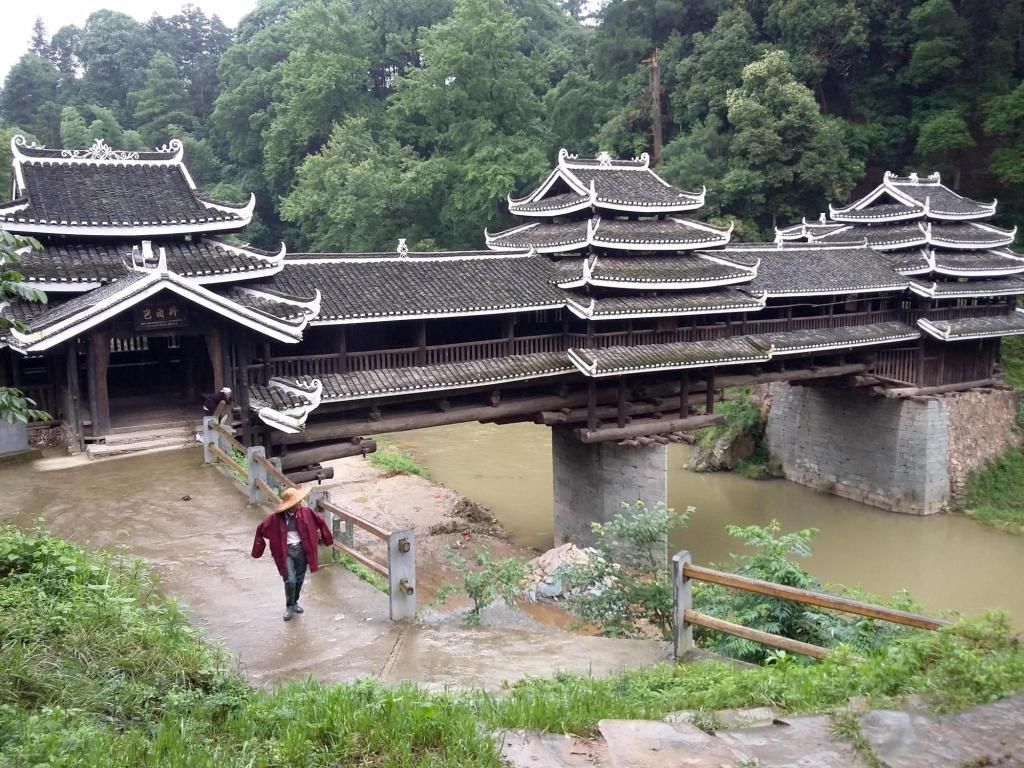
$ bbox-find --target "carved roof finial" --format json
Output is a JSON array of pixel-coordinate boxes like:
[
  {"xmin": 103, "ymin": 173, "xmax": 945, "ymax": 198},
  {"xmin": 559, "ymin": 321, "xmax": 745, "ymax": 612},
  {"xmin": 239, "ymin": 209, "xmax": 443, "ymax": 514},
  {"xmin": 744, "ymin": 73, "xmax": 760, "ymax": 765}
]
[
  {"xmin": 397, "ymin": 238, "xmax": 409, "ymax": 257},
  {"xmin": 61, "ymin": 138, "xmax": 140, "ymax": 162},
  {"xmin": 597, "ymin": 151, "xmax": 613, "ymax": 168}
]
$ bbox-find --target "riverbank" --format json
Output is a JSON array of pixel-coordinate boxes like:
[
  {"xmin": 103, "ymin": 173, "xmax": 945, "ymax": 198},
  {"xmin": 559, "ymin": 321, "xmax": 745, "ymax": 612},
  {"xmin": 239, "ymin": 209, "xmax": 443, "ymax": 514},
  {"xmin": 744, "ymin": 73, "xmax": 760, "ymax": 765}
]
[{"xmin": 5, "ymin": 526, "xmax": 1024, "ymax": 767}]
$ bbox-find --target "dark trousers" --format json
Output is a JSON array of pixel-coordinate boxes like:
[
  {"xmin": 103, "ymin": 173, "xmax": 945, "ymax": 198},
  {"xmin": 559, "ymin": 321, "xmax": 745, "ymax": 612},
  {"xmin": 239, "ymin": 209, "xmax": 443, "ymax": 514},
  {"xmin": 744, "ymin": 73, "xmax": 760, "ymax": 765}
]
[{"xmin": 284, "ymin": 543, "xmax": 308, "ymax": 607}]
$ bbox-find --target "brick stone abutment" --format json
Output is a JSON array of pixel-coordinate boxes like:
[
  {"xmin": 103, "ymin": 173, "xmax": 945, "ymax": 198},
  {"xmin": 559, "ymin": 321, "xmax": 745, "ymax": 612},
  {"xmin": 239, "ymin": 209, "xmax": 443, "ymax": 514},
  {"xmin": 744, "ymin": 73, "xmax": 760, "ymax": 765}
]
[
  {"xmin": 765, "ymin": 382, "xmax": 1019, "ymax": 515},
  {"xmin": 551, "ymin": 424, "xmax": 668, "ymax": 551}
]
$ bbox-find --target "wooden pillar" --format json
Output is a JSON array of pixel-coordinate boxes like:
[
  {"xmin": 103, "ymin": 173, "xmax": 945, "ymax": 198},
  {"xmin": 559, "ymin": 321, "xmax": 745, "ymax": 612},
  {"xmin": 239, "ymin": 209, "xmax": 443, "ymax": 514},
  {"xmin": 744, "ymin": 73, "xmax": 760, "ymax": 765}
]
[
  {"xmin": 586, "ymin": 320, "xmax": 594, "ymax": 348},
  {"xmin": 502, "ymin": 315, "xmax": 515, "ymax": 356},
  {"xmin": 616, "ymin": 376, "xmax": 627, "ymax": 428},
  {"xmin": 65, "ymin": 341, "xmax": 83, "ymax": 452},
  {"xmin": 205, "ymin": 326, "xmax": 225, "ymax": 392},
  {"xmin": 338, "ymin": 326, "xmax": 348, "ymax": 373},
  {"xmin": 704, "ymin": 371, "xmax": 715, "ymax": 415},
  {"xmin": 88, "ymin": 331, "xmax": 111, "ymax": 437},
  {"xmin": 626, "ymin": 320, "xmax": 634, "ymax": 346},
  {"xmin": 415, "ymin": 320, "xmax": 427, "ymax": 366},
  {"xmin": 561, "ymin": 312, "xmax": 570, "ymax": 349},
  {"xmin": 238, "ymin": 339, "xmax": 253, "ymax": 446},
  {"xmin": 587, "ymin": 380, "xmax": 598, "ymax": 430},
  {"xmin": 262, "ymin": 341, "xmax": 272, "ymax": 384},
  {"xmin": 785, "ymin": 304, "xmax": 793, "ymax": 331},
  {"xmin": 679, "ymin": 372, "xmax": 689, "ymax": 418}
]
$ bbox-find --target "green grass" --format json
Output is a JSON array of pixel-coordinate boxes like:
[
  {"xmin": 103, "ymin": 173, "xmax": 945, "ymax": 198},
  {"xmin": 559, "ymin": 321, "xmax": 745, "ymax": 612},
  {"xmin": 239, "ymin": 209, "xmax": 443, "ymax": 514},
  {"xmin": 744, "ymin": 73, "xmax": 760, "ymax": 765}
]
[
  {"xmin": 367, "ymin": 441, "xmax": 427, "ymax": 478},
  {"xmin": 4, "ymin": 527, "xmax": 1024, "ymax": 766},
  {"xmin": 961, "ymin": 444, "xmax": 1024, "ymax": 534},
  {"xmin": 331, "ymin": 549, "xmax": 389, "ymax": 592}
]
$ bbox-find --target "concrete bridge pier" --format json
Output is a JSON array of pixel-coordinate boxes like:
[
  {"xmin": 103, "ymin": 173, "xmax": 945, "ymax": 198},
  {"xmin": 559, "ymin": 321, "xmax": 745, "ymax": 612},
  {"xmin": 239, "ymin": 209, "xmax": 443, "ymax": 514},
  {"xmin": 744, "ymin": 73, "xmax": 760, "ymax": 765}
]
[{"xmin": 551, "ymin": 424, "xmax": 668, "ymax": 548}]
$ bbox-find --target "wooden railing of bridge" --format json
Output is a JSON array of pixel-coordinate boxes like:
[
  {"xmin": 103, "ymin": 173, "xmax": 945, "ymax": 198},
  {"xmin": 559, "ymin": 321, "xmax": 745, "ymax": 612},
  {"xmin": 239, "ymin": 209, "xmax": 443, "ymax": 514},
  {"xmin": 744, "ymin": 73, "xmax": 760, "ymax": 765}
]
[
  {"xmin": 201, "ymin": 418, "xmax": 416, "ymax": 620},
  {"xmin": 671, "ymin": 551, "xmax": 950, "ymax": 659},
  {"xmin": 243, "ymin": 305, "xmax": 1011, "ymax": 386}
]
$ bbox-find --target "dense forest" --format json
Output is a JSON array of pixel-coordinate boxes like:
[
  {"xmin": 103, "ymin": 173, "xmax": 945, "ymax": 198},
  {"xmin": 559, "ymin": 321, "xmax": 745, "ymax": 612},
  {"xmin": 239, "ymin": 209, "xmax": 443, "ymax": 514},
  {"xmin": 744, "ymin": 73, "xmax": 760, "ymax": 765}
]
[{"xmin": 2, "ymin": 0, "xmax": 1024, "ymax": 252}]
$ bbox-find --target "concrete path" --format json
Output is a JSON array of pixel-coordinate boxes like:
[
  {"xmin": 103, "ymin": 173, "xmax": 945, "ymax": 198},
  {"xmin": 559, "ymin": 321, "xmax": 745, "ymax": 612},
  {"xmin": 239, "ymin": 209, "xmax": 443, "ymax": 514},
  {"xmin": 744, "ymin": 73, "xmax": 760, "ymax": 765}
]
[
  {"xmin": 498, "ymin": 695, "xmax": 1024, "ymax": 767},
  {"xmin": 1, "ymin": 448, "xmax": 667, "ymax": 690}
]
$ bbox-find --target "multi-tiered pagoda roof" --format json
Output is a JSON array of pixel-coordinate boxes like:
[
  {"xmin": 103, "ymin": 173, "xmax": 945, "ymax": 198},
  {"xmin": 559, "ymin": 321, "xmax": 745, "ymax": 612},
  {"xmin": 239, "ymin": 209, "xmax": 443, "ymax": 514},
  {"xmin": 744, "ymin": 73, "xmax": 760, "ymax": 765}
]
[{"xmin": 777, "ymin": 171, "xmax": 1024, "ymax": 341}]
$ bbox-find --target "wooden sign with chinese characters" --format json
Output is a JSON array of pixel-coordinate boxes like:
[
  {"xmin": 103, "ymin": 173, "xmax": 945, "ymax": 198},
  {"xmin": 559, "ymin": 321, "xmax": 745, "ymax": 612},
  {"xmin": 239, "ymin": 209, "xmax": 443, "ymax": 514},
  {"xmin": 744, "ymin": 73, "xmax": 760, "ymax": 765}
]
[{"xmin": 134, "ymin": 301, "xmax": 189, "ymax": 331}]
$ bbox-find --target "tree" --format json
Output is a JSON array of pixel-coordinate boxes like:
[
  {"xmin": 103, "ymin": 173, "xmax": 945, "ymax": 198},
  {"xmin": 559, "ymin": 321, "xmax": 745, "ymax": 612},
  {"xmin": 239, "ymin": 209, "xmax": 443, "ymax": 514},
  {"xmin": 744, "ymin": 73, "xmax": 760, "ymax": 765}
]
[
  {"xmin": 131, "ymin": 53, "xmax": 194, "ymax": 146},
  {"xmin": 59, "ymin": 107, "xmax": 91, "ymax": 148},
  {"xmin": 0, "ymin": 229, "xmax": 48, "ymax": 424},
  {"xmin": 29, "ymin": 18, "xmax": 51, "ymax": 59},
  {"xmin": 720, "ymin": 50, "xmax": 863, "ymax": 231},
  {"xmin": 916, "ymin": 109, "xmax": 974, "ymax": 188},
  {"xmin": 79, "ymin": 11, "xmax": 151, "ymax": 120},
  {"xmin": 0, "ymin": 55, "xmax": 61, "ymax": 144},
  {"xmin": 985, "ymin": 82, "xmax": 1024, "ymax": 203}
]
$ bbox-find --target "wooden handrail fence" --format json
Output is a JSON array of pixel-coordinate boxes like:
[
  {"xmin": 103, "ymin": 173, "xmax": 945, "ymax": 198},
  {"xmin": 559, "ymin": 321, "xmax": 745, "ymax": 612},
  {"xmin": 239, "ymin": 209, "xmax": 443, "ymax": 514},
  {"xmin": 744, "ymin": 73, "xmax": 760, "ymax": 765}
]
[
  {"xmin": 672, "ymin": 551, "xmax": 949, "ymax": 659},
  {"xmin": 201, "ymin": 416, "xmax": 416, "ymax": 620}
]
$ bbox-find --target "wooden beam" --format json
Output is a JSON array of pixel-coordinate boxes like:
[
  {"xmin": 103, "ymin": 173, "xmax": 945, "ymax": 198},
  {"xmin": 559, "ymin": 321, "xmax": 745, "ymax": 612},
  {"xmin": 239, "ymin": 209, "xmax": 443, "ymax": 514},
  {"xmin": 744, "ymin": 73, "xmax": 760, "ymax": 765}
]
[
  {"xmin": 272, "ymin": 364, "xmax": 869, "ymax": 446},
  {"xmin": 205, "ymin": 326, "xmax": 225, "ymax": 391},
  {"xmin": 279, "ymin": 439, "xmax": 377, "ymax": 470},
  {"xmin": 286, "ymin": 466, "xmax": 335, "ymax": 484},
  {"xmin": 616, "ymin": 377, "xmax": 627, "ymax": 428},
  {"xmin": 685, "ymin": 609, "xmax": 829, "ymax": 659},
  {"xmin": 575, "ymin": 413, "xmax": 722, "ymax": 443},
  {"xmin": 684, "ymin": 564, "xmax": 949, "ymax": 631},
  {"xmin": 536, "ymin": 391, "xmax": 741, "ymax": 426},
  {"xmin": 679, "ymin": 372, "xmax": 689, "ymax": 419},
  {"xmin": 877, "ymin": 378, "xmax": 994, "ymax": 399},
  {"xmin": 587, "ymin": 380, "xmax": 598, "ymax": 430},
  {"xmin": 705, "ymin": 371, "xmax": 715, "ymax": 415}
]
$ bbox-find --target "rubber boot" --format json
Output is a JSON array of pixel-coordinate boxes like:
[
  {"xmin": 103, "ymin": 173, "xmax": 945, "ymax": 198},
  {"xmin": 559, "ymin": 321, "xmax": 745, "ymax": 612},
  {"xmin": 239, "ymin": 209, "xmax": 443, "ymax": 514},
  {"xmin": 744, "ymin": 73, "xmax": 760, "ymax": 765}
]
[{"xmin": 283, "ymin": 582, "xmax": 296, "ymax": 621}]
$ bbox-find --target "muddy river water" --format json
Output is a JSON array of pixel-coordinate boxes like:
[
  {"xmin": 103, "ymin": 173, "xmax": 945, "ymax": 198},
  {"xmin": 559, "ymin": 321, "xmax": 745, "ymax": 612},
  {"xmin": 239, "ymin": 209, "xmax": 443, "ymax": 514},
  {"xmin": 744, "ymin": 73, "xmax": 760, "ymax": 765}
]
[{"xmin": 392, "ymin": 422, "xmax": 1024, "ymax": 626}]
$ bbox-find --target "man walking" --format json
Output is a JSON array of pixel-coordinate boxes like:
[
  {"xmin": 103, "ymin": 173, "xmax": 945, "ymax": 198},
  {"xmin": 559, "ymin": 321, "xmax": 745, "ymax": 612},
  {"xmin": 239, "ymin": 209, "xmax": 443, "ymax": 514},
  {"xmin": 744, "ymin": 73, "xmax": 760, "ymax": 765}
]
[{"xmin": 251, "ymin": 486, "xmax": 334, "ymax": 621}]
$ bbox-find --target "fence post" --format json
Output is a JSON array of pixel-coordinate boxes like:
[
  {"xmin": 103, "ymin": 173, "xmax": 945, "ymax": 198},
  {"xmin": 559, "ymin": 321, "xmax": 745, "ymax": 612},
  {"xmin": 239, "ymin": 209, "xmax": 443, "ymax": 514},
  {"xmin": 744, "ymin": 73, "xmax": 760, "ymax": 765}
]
[
  {"xmin": 672, "ymin": 550, "xmax": 693, "ymax": 658},
  {"xmin": 387, "ymin": 528, "xmax": 416, "ymax": 620},
  {"xmin": 202, "ymin": 416, "xmax": 216, "ymax": 464},
  {"xmin": 308, "ymin": 489, "xmax": 332, "ymax": 545},
  {"xmin": 269, "ymin": 457, "xmax": 285, "ymax": 491},
  {"xmin": 247, "ymin": 446, "xmax": 267, "ymax": 504}
]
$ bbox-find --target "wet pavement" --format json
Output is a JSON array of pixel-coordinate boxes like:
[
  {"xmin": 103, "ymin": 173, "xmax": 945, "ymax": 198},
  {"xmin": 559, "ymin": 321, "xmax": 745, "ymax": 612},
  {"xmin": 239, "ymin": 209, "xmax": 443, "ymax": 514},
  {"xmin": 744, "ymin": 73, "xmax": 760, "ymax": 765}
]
[{"xmin": 2, "ymin": 448, "xmax": 667, "ymax": 690}]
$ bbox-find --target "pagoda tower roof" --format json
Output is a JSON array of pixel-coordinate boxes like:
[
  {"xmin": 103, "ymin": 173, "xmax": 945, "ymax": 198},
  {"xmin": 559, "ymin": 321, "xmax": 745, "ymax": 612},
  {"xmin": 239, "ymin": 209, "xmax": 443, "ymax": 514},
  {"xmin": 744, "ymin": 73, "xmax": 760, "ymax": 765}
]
[{"xmin": 0, "ymin": 135, "xmax": 254, "ymax": 237}]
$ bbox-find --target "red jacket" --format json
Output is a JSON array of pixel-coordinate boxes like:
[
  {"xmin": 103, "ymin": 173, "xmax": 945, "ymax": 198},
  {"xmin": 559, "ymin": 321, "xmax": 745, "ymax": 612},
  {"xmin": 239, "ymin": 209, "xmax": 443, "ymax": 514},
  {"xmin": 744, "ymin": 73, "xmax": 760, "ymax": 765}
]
[{"xmin": 252, "ymin": 506, "xmax": 334, "ymax": 578}]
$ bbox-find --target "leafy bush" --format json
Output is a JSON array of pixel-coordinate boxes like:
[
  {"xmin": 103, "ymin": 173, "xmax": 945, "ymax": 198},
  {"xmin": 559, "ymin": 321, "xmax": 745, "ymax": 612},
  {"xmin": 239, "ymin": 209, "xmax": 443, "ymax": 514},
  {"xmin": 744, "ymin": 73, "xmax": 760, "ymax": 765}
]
[
  {"xmin": 561, "ymin": 501, "xmax": 691, "ymax": 639},
  {"xmin": 694, "ymin": 521, "xmax": 921, "ymax": 662},
  {"xmin": 367, "ymin": 445, "xmax": 427, "ymax": 477},
  {"xmin": 437, "ymin": 547, "xmax": 525, "ymax": 622},
  {"xmin": 695, "ymin": 390, "xmax": 780, "ymax": 479}
]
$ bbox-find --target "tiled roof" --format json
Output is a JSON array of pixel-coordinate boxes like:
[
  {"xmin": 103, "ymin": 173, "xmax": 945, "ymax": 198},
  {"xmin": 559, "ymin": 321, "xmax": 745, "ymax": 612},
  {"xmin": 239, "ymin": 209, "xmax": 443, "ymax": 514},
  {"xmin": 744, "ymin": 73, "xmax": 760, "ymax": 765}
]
[
  {"xmin": 569, "ymin": 336, "xmax": 771, "ymax": 376},
  {"xmin": 590, "ymin": 217, "xmax": 731, "ymax": 250},
  {"xmin": 832, "ymin": 202, "xmax": 923, "ymax": 222},
  {"xmin": 258, "ymin": 252, "xmax": 565, "ymax": 323},
  {"xmin": 741, "ymin": 244, "xmax": 908, "ymax": 295},
  {"xmin": 566, "ymin": 288, "xmax": 765, "ymax": 319},
  {"xmin": 918, "ymin": 311, "xmax": 1024, "ymax": 341},
  {"xmin": 908, "ymin": 276, "xmax": 1024, "ymax": 298},
  {"xmin": 565, "ymin": 254, "xmax": 756, "ymax": 289},
  {"xmin": 17, "ymin": 237, "xmax": 283, "ymax": 287},
  {"xmin": 1, "ymin": 136, "xmax": 252, "ymax": 237},
  {"xmin": 507, "ymin": 149, "xmax": 704, "ymax": 215},
  {"xmin": 932, "ymin": 249, "xmax": 1024, "ymax": 276},
  {"xmin": 283, "ymin": 352, "xmax": 574, "ymax": 402},
  {"xmin": 879, "ymin": 249, "xmax": 931, "ymax": 275},
  {"xmin": 813, "ymin": 222, "xmax": 927, "ymax": 249},
  {"xmin": 18, "ymin": 270, "xmax": 148, "ymax": 332},
  {"xmin": 888, "ymin": 177, "xmax": 996, "ymax": 218},
  {"xmin": 486, "ymin": 220, "xmax": 589, "ymax": 252},
  {"xmin": 928, "ymin": 222, "xmax": 1015, "ymax": 249},
  {"xmin": 755, "ymin": 322, "xmax": 919, "ymax": 355}
]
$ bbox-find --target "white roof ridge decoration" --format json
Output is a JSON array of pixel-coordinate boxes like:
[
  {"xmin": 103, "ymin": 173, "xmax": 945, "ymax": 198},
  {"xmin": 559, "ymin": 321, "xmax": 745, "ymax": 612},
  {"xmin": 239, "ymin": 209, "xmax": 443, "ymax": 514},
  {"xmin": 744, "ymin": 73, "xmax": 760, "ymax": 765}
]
[
  {"xmin": 12, "ymin": 135, "xmax": 185, "ymax": 167},
  {"xmin": 236, "ymin": 286, "xmax": 322, "ymax": 317},
  {"xmin": 257, "ymin": 377, "xmax": 324, "ymax": 434}
]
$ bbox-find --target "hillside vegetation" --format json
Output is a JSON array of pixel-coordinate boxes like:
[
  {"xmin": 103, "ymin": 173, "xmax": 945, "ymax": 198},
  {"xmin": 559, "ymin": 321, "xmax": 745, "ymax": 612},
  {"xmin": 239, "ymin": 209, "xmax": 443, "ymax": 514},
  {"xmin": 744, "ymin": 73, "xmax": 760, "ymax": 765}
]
[{"xmin": 4, "ymin": 0, "xmax": 1024, "ymax": 252}]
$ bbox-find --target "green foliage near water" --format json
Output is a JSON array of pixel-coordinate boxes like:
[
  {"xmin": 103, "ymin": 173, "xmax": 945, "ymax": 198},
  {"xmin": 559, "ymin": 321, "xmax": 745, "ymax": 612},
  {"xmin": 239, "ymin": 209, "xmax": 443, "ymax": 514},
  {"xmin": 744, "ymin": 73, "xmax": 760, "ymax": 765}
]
[
  {"xmin": 4, "ymin": 526, "xmax": 1024, "ymax": 766},
  {"xmin": 695, "ymin": 391, "xmax": 780, "ymax": 480},
  {"xmin": 561, "ymin": 501, "xmax": 691, "ymax": 638},
  {"xmin": 437, "ymin": 546, "xmax": 526, "ymax": 621},
  {"xmin": 0, "ymin": 229, "xmax": 49, "ymax": 425},
  {"xmin": 959, "ymin": 394, "xmax": 1024, "ymax": 533},
  {"xmin": 367, "ymin": 443, "xmax": 428, "ymax": 478}
]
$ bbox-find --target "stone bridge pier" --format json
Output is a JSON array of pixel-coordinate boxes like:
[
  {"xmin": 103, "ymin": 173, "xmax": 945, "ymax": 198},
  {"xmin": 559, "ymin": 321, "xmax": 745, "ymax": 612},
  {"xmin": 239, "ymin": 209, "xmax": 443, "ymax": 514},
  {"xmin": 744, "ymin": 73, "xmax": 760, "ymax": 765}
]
[{"xmin": 551, "ymin": 424, "xmax": 668, "ymax": 548}]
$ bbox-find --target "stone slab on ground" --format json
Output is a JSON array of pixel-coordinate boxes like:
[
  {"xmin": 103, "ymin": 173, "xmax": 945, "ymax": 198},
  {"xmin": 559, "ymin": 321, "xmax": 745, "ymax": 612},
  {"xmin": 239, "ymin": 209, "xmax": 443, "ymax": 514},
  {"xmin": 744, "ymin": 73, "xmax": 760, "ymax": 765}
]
[
  {"xmin": 381, "ymin": 625, "xmax": 668, "ymax": 692},
  {"xmin": 716, "ymin": 714, "xmax": 869, "ymax": 768},
  {"xmin": 598, "ymin": 719, "xmax": 749, "ymax": 767},
  {"xmin": 496, "ymin": 729, "xmax": 610, "ymax": 768},
  {"xmin": 859, "ymin": 694, "xmax": 1024, "ymax": 768}
]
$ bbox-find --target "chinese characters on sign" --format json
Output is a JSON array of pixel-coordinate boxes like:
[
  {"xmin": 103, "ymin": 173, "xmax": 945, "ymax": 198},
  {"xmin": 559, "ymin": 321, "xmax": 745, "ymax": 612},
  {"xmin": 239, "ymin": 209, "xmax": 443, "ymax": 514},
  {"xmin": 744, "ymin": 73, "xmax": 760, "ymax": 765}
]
[{"xmin": 133, "ymin": 302, "xmax": 189, "ymax": 331}]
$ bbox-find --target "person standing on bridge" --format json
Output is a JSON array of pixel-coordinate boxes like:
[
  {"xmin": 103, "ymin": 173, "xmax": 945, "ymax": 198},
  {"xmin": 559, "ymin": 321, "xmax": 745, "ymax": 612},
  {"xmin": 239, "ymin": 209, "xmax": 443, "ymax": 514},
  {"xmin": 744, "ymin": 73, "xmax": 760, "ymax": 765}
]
[{"xmin": 251, "ymin": 486, "xmax": 334, "ymax": 621}]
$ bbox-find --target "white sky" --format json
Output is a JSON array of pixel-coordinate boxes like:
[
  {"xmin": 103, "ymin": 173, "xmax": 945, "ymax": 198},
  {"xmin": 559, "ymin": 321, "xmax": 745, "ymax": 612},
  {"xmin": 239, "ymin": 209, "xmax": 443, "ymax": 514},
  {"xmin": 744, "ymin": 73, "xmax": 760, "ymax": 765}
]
[{"xmin": 1, "ymin": 1, "xmax": 259, "ymax": 82}]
